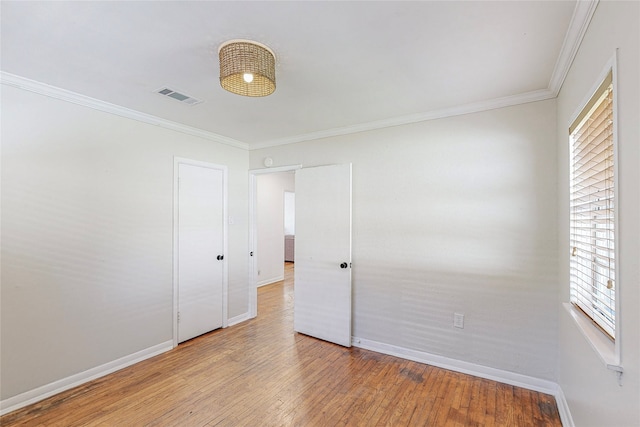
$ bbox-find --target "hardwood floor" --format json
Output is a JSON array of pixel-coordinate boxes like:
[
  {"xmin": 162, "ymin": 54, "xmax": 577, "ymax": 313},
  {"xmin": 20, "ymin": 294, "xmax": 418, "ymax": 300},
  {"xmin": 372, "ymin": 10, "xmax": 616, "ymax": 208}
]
[{"xmin": 1, "ymin": 262, "xmax": 562, "ymax": 426}]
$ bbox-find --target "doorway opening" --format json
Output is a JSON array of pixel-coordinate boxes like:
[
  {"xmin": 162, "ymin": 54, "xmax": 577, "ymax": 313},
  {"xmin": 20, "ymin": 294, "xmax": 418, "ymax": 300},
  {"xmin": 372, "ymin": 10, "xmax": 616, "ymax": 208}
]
[
  {"xmin": 255, "ymin": 172, "xmax": 295, "ymax": 288},
  {"xmin": 249, "ymin": 163, "xmax": 353, "ymax": 347},
  {"xmin": 248, "ymin": 165, "xmax": 301, "ymax": 318}
]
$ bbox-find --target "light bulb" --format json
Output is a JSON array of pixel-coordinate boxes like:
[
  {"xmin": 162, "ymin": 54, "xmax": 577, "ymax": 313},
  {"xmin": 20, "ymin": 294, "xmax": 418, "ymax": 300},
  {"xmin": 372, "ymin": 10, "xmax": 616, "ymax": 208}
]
[{"xmin": 243, "ymin": 73, "xmax": 254, "ymax": 83}]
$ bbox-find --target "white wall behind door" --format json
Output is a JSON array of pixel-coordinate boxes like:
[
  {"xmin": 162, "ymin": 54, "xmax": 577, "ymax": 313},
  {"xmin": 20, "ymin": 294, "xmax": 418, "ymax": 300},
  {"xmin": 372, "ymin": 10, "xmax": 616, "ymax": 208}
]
[
  {"xmin": 256, "ymin": 172, "xmax": 295, "ymax": 286},
  {"xmin": 249, "ymin": 99, "xmax": 559, "ymax": 382}
]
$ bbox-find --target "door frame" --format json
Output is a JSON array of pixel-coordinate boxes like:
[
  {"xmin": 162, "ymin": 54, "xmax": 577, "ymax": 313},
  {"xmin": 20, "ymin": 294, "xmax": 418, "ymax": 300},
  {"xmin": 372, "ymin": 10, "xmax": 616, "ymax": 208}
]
[
  {"xmin": 248, "ymin": 164, "xmax": 302, "ymax": 318},
  {"xmin": 173, "ymin": 157, "xmax": 229, "ymax": 348}
]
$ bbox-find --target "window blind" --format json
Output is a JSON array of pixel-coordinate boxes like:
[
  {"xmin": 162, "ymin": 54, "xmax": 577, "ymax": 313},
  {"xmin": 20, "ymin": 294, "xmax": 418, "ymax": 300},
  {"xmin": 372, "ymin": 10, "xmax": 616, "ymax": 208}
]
[{"xmin": 569, "ymin": 71, "xmax": 615, "ymax": 339}]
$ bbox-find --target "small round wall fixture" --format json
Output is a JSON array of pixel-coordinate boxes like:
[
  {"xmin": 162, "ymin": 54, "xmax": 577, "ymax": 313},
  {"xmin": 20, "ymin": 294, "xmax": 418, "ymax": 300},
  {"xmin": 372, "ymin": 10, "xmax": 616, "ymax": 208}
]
[
  {"xmin": 263, "ymin": 157, "xmax": 273, "ymax": 167},
  {"xmin": 218, "ymin": 39, "xmax": 276, "ymax": 97}
]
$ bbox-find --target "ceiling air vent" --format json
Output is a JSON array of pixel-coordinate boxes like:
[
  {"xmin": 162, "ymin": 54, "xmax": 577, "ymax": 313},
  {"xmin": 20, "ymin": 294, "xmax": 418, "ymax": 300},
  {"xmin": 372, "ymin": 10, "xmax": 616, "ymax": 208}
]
[{"xmin": 155, "ymin": 87, "xmax": 202, "ymax": 106}]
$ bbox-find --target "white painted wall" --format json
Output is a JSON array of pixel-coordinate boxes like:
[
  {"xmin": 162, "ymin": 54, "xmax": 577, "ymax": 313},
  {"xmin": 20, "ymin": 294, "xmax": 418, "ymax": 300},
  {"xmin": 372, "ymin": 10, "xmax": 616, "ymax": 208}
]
[
  {"xmin": 284, "ymin": 191, "xmax": 295, "ymax": 236},
  {"xmin": 556, "ymin": 2, "xmax": 639, "ymax": 426},
  {"xmin": 256, "ymin": 172, "xmax": 295, "ymax": 286},
  {"xmin": 251, "ymin": 99, "xmax": 559, "ymax": 381},
  {"xmin": 0, "ymin": 85, "xmax": 249, "ymax": 401},
  {"xmin": 4, "ymin": 4, "xmax": 636, "ymax": 417}
]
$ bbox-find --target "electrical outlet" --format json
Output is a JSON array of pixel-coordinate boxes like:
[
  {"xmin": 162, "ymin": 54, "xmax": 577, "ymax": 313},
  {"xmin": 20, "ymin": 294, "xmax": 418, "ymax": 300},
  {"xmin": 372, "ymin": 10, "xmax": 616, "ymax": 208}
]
[{"xmin": 454, "ymin": 313, "xmax": 464, "ymax": 329}]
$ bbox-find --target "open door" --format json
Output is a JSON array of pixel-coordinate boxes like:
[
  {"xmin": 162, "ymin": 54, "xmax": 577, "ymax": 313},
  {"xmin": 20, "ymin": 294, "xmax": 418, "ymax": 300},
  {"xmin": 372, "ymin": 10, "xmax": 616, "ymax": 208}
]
[{"xmin": 294, "ymin": 164, "xmax": 352, "ymax": 347}]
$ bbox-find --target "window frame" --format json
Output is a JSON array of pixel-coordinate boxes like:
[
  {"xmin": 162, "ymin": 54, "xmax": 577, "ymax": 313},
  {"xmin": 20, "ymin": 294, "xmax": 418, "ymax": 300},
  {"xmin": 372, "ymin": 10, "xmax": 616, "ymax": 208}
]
[
  {"xmin": 566, "ymin": 53, "xmax": 621, "ymax": 370},
  {"xmin": 569, "ymin": 71, "xmax": 615, "ymax": 339}
]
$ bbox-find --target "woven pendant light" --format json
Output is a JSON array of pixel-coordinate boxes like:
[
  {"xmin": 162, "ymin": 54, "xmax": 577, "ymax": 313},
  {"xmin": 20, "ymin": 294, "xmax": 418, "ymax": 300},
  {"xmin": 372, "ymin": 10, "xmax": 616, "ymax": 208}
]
[{"xmin": 218, "ymin": 39, "xmax": 276, "ymax": 97}]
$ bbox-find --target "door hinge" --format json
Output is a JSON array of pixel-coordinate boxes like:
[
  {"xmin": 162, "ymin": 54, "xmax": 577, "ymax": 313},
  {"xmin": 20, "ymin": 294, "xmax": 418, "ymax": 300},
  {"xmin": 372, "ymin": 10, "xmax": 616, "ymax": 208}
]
[{"xmin": 177, "ymin": 312, "xmax": 180, "ymax": 323}]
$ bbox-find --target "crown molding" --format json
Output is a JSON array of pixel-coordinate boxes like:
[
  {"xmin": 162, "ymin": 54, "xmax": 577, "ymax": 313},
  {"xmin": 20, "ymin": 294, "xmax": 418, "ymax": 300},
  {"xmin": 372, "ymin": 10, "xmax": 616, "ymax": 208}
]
[
  {"xmin": 250, "ymin": 88, "xmax": 555, "ymax": 150},
  {"xmin": 251, "ymin": 0, "xmax": 598, "ymax": 150},
  {"xmin": 548, "ymin": 0, "xmax": 599, "ymax": 96},
  {"xmin": 0, "ymin": 72, "xmax": 248, "ymax": 150},
  {"xmin": 2, "ymin": 1, "xmax": 596, "ymax": 152}
]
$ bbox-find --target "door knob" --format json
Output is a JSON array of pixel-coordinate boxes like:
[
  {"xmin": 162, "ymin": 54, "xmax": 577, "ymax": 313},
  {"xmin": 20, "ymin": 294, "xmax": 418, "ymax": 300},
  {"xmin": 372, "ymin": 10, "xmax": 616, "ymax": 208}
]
[
  {"xmin": 340, "ymin": 262, "xmax": 348, "ymax": 269},
  {"xmin": 217, "ymin": 255, "xmax": 224, "ymax": 261}
]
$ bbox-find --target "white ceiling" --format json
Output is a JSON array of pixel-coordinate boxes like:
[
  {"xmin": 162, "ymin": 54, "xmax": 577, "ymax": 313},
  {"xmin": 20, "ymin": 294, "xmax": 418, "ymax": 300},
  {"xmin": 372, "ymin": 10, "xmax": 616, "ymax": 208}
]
[{"xmin": 1, "ymin": 1, "xmax": 581, "ymax": 148}]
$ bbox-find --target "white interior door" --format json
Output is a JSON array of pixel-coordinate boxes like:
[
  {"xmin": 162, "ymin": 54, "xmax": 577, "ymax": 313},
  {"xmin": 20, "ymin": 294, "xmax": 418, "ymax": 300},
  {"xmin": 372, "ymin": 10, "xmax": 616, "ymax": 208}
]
[
  {"xmin": 177, "ymin": 163, "xmax": 225, "ymax": 343},
  {"xmin": 294, "ymin": 163, "xmax": 352, "ymax": 347}
]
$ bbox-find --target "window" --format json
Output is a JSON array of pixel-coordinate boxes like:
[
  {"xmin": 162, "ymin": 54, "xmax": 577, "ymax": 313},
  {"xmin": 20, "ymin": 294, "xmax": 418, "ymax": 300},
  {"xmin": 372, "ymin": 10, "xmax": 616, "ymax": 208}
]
[{"xmin": 569, "ymin": 71, "xmax": 616, "ymax": 339}]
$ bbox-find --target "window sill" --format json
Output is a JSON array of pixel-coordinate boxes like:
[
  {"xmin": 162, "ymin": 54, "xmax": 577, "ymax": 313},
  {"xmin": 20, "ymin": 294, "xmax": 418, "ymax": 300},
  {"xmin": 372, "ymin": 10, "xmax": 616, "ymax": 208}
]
[{"xmin": 563, "ymin": 303, "xmax": 622, "ymax": 373}]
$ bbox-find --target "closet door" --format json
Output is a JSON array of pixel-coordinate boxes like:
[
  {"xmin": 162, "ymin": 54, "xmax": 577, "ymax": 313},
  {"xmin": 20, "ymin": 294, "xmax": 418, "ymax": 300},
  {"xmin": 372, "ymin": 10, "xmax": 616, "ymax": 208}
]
[{"xmin": 177, "ymin": 162, "xmax": 225, "ymax": 343}]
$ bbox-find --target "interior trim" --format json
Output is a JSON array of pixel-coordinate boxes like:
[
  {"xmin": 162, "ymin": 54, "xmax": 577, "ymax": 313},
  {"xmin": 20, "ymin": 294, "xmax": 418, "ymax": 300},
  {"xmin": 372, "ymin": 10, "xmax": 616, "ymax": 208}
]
[
  {"xmin": 352, "ymin": 336, "xmax": 574, "ymax": 426},
  {"xmin": 250, "ymin": 0, "xmax": 599, "ymax": 150},
  {"xmin": 227, "ymin": 312, "xmax": 251, "ymax": 327},
  {"xmin": 0, "ymin": 72, "xmax": 248, "ymax": 150},
  {"xmin": 554, "ymin": 387, "xmax": 576, "ymax": 427},
  {"xmin": 0, "ymin": 0, "xmax": 599, "ymax": 154},
  {"xmin": 563, "ymin": 303, "xmax": 622, "ymax": 372},
  {"xmin": 548, "ymin": 0, "xmax": 600, "ymax": 96},
  {"xmin": 0, "ymin": 1, "xmax": 598, "ymax": 152},
  {"xmin": 250, "ymin": 89, "xmax": 555, "ymax": 149},
  {"xmin": 173, "ymin": 157, "xmax": 230, "ymax": 348},
  {"xmin": 352, "ymin": 336, "xmax": 558, "ymax": 395},
  {"xmin": 0, "ymin": 340, "xmax": 173, "ymax": 417}
]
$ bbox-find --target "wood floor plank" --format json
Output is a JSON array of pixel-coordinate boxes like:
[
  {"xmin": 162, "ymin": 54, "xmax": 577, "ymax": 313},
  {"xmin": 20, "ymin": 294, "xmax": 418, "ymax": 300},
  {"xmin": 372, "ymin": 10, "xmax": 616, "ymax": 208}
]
[
  {"xmin": 481, "ymin": 378, "xmax": 498, "ymax": 427},
  {"xmin": 302, "ymin": 349, "xmax": 375, "ymax": 425},
  {"xmin": 383, "ymin": 362, "xmax": 429, "ymax": 426},
  {"xmin": 470, "ymin": 375, "xmax": 487, "ymax": 427},
  {"xmin": 1, "ymin": 262, "xmax": 562, "ymax": 426},
  {"xmin": 448, "ymin": 369, "xmax": 468, "ymax": 426},
  {"xmin": 352, "ymin": 355, "xmax": 402, "ymax": 425},
  {"xmin": 409, "ymin": 364, "xmax": 446, "ymax": 425}
]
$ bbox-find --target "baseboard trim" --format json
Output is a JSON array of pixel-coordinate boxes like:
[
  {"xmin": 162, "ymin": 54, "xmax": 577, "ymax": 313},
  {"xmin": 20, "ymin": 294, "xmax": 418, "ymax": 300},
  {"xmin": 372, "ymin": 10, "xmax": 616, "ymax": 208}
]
[
  {"xmin": 228, "ymin": 312, "xmax": 252, "ymax": 327},
  {"xmin": 352, "ymin": 337, "xmax": 576, "ymax": 425},
  {"xmin": 0, "ymin": 333, "xmax": 575, "ymax": 423},
  {"xmin": 554, "ymin": 387, "xmax": 575, "ymax": 427},
  {"xmin": 352, "ymin": 336, "xmax": 558, "ymax": 395},
  {"xmin": 0, "ymin": 340, "xmax": 173, "ymax": 416},
  {"xmin": 257, "ymin": 276, "xmax": 284, "ymax": 287}
]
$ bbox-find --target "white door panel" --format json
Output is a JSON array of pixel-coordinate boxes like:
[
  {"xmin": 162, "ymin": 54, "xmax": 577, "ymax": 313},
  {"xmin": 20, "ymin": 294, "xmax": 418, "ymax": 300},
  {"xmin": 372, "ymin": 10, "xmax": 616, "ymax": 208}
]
[
  {"xmin": 178, "ymin": 163, "xmax": 224, "ymax": 343},
  {"xmin": 294, "ymin": 164, "xmax": 352, "ymax": 347}
]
